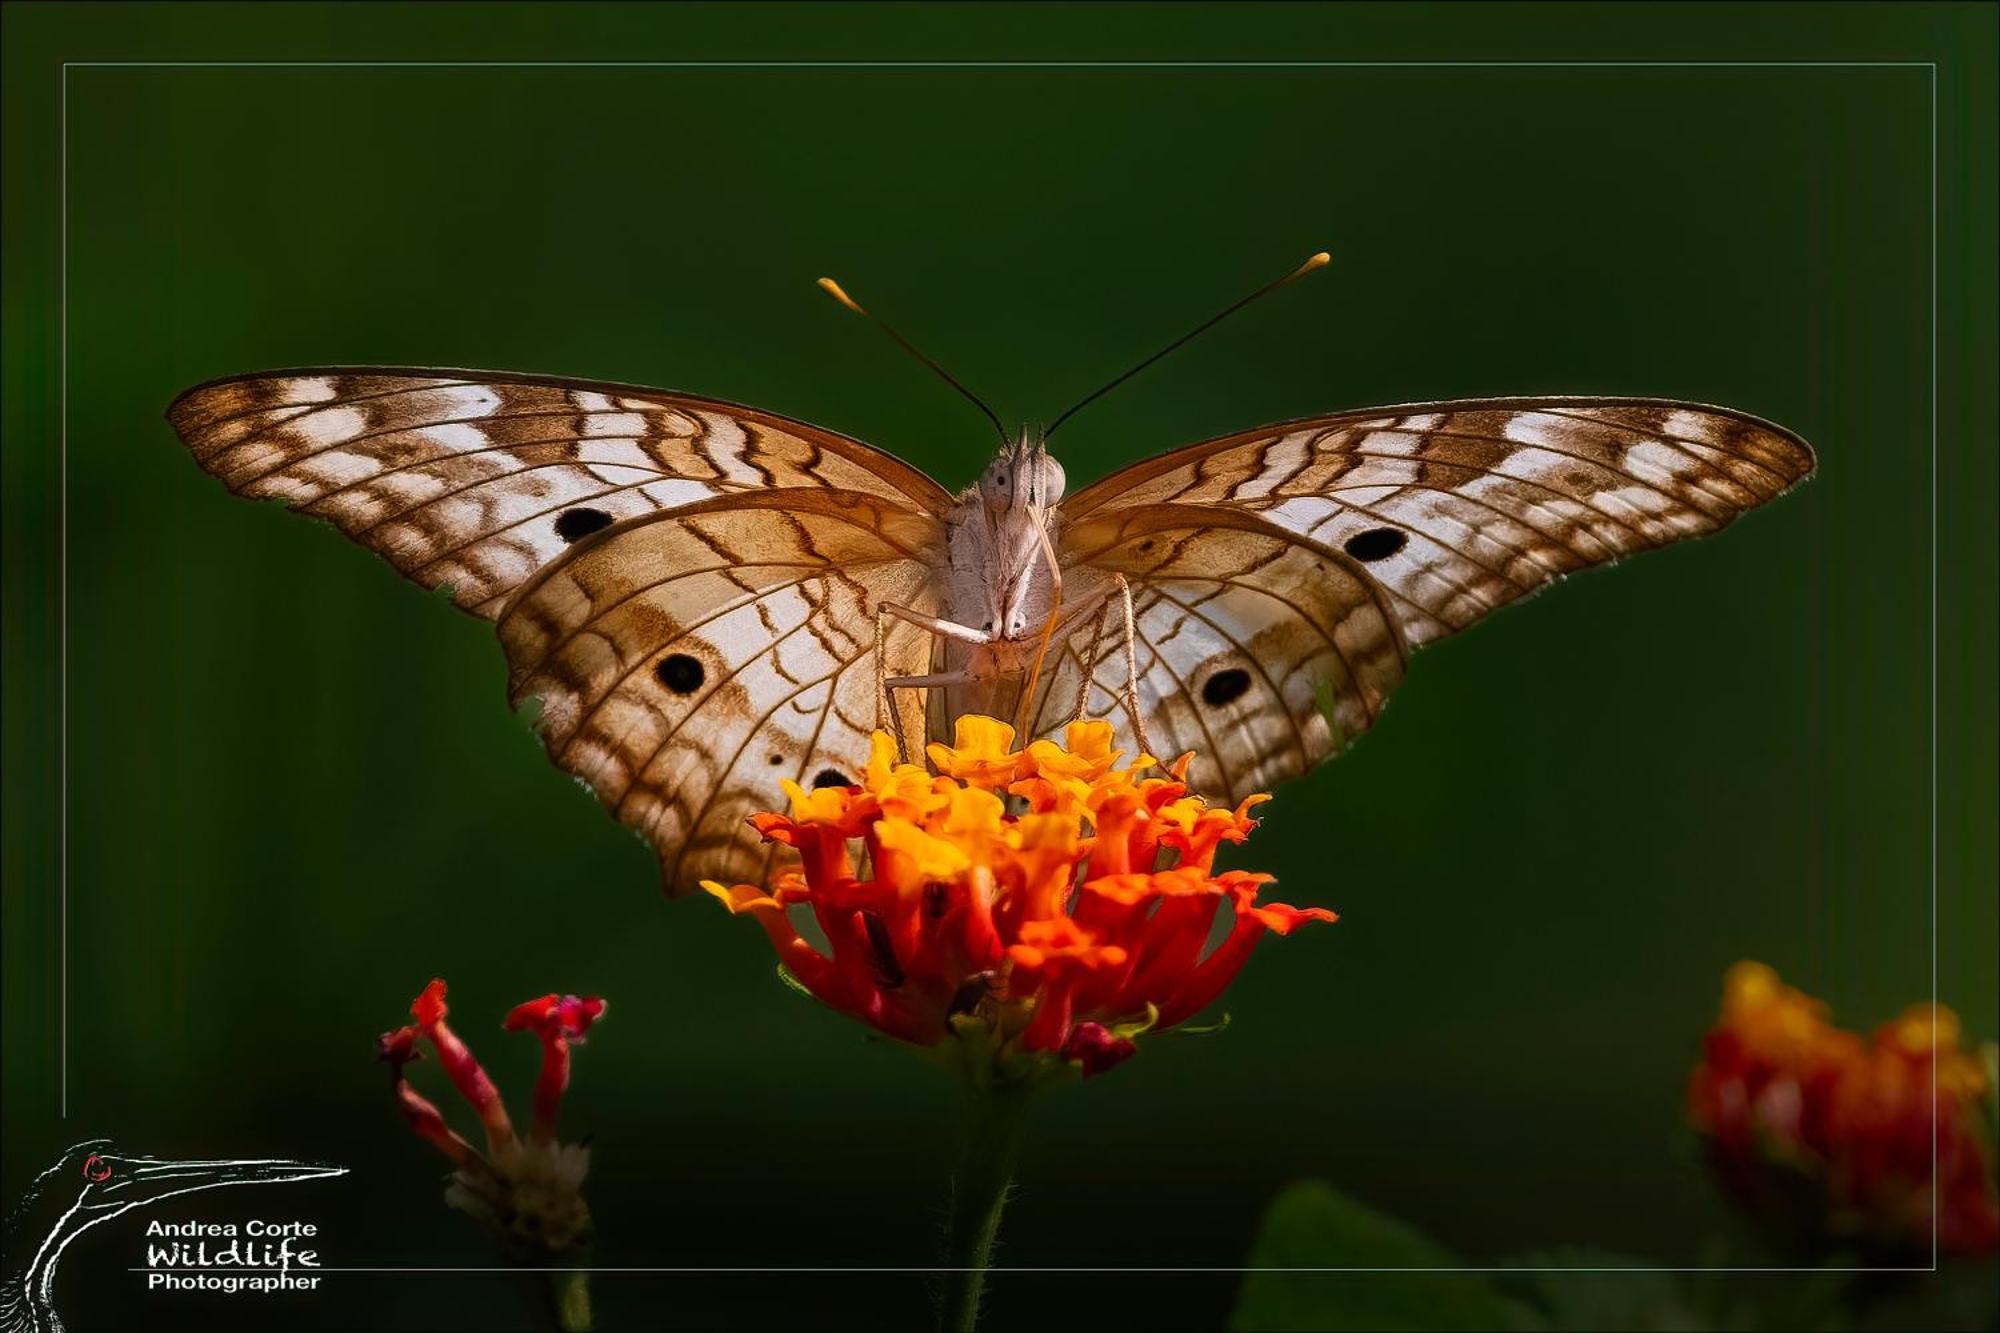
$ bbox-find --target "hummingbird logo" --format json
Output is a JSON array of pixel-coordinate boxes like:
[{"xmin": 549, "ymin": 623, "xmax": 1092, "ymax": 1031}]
[{"xmin": 1, "ymin": 1139, "xmax": 346, "ymax": 1332}]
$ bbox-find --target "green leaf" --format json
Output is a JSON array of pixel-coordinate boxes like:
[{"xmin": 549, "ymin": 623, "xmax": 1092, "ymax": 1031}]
[
  {"xmin": 1230, "ymin": 1181, "xmax": 1537, "ymax": 1331},
  {"xmin": 1493, "ymin": 1247, "xmax": 1698, "ymax": 1331}
]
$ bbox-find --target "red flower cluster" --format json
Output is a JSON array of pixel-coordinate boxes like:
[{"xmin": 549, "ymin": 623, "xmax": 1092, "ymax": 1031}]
[
  {"xmin": 1688, "ymin": 961, "xmax": 1999, "ymax": 1256},
  {"xmin": 704, "ymin": 717, "xmax": 1334, "ymax": 1078},
  {"xmin": 378, "ymin": 979, "xmax": 607, "ymax": 1256}
]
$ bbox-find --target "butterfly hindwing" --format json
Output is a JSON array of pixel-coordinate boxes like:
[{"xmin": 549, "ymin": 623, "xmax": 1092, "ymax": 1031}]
[
  {"xmin": 1060, "ymin": 398, "xmax": 1815, "ymax": 647},
  {"xmin": 496, "ymin": 489, "xmax": 946, "ymax": 893},
  {"xmin": 1033, "ymin": 505, "xmax": 1407, "ymax": 802},
  {"xmin": 167, "ymin": 368, "xmax": 955, "ymax": 618}
]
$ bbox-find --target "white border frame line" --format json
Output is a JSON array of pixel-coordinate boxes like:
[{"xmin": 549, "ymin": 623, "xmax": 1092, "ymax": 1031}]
[
  {"xmin": 125, "ymin": 1262, "xmax": 1936, "ymax": 1274},
  {"xmin": 57, "ymin": 57, "xmax": 1942, "ymax": 1276}
]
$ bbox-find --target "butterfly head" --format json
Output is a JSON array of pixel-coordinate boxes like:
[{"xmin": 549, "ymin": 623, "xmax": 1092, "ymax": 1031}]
[{"xmin": 979, "ymin": 432, "xmax": 1066, "ymax": 514}]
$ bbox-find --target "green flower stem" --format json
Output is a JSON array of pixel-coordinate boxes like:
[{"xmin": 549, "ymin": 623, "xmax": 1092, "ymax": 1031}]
[
  {"xmin": 550, "ymin": 1269, "xmax": 592, "ymax": 1333},
  {"xmin": 939, "ymin": 1074, "xmax": 1038, "ymax": 1333},
  {"xmin": 518, "ymin": 1267, "xmax": 592, "ymax": 1332}
]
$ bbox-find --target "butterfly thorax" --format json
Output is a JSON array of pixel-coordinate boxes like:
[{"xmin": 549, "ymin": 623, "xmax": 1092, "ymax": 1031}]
[{"xmin": 940, "ymin": 435, "xmax": 1068, "ymax": 712}]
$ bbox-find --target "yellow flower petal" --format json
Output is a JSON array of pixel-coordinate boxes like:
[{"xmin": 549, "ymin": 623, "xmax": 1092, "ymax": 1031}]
[
  {"xmin": 940, "ymin": 785, "xmax": 1006, "ymax": 841},
  {"xmin": 927, "ymin": 715, "xmax": 1024, "ymax": 788},
  {"xmin": 874, "ymin": 816, "xmax": 972, "ymax": 881},
  {"xmin": 780, "ymin": 778, "xmax": 862, "ymax": 825}
]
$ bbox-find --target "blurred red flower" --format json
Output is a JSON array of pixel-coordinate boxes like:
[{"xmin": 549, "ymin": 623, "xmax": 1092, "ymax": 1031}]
[{"xmin": 1688, "ymin": 961, "xmax": 1999, "ymax": 1256}]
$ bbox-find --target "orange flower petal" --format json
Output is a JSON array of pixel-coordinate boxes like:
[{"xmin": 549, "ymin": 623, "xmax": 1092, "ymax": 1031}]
[{"xmin": 702, "ymin": 881, "xmax": 787, "ymax": 915}]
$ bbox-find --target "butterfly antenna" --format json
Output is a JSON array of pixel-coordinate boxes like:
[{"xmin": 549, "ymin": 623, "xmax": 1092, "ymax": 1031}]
[
  {"xmin": 818, "ymin": 277, "xmax": 1009, "ymax": 445},
  {"xmin": 1043, "ymin": 250, "xmax": 1332, "ymax": 439}
]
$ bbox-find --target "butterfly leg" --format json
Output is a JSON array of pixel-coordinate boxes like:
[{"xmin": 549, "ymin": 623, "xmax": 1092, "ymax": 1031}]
[
  {"xmin": 880, "ymin": 670, "xmax": 976, "ymax": 761},
  {"xmin": 1067, "ymin": 596, "xmax": 1112, "ymax": 725},
  {"xmin": 1110, "ymin": 575, "xmax": 1159, "ymax": 759},
  {"xmin": 875, "ymin": 603, "xmax": 991, "ymax": 759},
  {"xmin": 879, "ymin": 603, "xmax": 992, "ymax": 646},
  {"xmin": 1012, "ymin": 524, "xmax": 1069, "ymax": 735},
  {"xmin": 1030, "ymin": 576, "xmax": 1155, "ymax": 756}
]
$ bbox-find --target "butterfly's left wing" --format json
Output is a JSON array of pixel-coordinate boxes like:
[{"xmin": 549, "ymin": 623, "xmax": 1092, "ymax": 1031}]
[
  {"xmin": 1061, "ymin": 398, "xmax": 1815, "ymax": 647},
  {"xmin": 1030, "ymin": 505, "xmax": 1406, "ymax": 802},
  {"xmin": 497, "ymin": 488, "xmax": 946, "ymax": 893}
]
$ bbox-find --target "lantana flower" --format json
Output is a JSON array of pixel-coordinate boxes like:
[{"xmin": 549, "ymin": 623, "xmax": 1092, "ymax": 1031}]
[
  {"xmin": 1687, "ymin": 961, "xmax": 1999, "ymax": 1256},
  {"xmin": 703, "ymin": 716, "xmax": 1335, "ymax": 1081},
  {"xmin": 378, "ymin": 979, "xmax": 608, "ymax": 1260},
  {"xmin": 705, "ymin": 716, "xmax": 1333, "ymax": 1328}
]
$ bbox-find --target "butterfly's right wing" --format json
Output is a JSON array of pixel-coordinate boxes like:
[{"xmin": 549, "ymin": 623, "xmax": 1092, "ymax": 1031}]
[
  {"xmin": 1060, "ymin": 398, "xmax": 1814, "ymax": 648},
  {"xmin": 167, "ymin": 368, "xmax": 955, "ymax": 617},
  {"xmin": 497, "ymin": 488, "xmax": 947, "ymax": 895}
]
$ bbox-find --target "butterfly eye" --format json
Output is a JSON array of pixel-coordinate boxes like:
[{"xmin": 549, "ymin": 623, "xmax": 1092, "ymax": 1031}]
[
  {"xmin": 1201, "ymin": 668, "xmax": 1252, "ymax": 707},
  {"xmin": 1038, "ymin": 457, "xmax": 1066, "ymax": 503},
  {"xmin": 1342, "ymin": 527, "xmax": 1407, "ymax": 562}
]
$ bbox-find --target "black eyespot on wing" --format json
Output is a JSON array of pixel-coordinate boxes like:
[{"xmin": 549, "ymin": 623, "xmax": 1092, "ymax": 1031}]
[
  {"xmin": 554, "ymin": 507, "xmax": 614, "ymax": 543},
  {"xmin": 768, "ymin": 753, "xmax": 785, "ymax": 766},
  {"xmin": 812, "ymin": 768, "xmax": 853, "ymax": 789},
  {"xmin": 655, "ymin": 654, "xmax": 705, "ymax": 695},
  {"xmin": 1343, "ymin": 527, "xmax": 1407, "ymax": 562},
  {"xmin": 1201, "ymin": 668, "xmax": 1252, "ymax": 707}
]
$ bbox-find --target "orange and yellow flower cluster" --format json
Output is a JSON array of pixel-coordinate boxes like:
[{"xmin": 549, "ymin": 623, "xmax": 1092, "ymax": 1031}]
[
  {"xmin": 1688, "ymin": 961, "xmax": 1999, "ymax": 1256},
  {"xmin": 703, "ymin": 717, "xmax": 1334, "ymax": 1078}
]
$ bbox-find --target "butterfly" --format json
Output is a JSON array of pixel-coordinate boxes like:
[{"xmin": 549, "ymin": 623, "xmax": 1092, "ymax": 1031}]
[{"xmin": 166, "ymin": 254, "xmax": 1815, "ymax": 895}]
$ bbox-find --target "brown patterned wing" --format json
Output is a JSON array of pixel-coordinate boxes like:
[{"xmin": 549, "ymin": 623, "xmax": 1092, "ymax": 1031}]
[
  {"xmin": 1030, "ymin": 505, "xmax": 1407, "ymax": 802},
  {"xmin": 166, "ymin": 368, "xmax": 955, "ymax": 617},
  {"xmin": 1060, "ymin": 398, "xmax": 1815, "ymax": 647},
  {"xmin": 498, "ymin": 488, "xmax": 947, "ymax": 894}
]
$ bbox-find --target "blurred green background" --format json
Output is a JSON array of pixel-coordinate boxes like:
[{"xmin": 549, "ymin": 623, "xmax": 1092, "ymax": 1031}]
[{"xmin": 4, "ymin": 4, "xmax": 1994, "ymax": 1330}]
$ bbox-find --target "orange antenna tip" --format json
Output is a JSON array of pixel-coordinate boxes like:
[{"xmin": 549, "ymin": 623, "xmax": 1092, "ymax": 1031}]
[
  {"xmin": 816, "ymin": 276, "xmax": 865, "ymax": 315},
  {"xmin": 1290, "ymin": 251, "xmax": 1332, "ymax": 281}
]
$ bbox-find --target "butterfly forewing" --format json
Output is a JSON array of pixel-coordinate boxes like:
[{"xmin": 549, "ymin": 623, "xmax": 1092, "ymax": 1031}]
[
  {"xmin": 497, "ymin": 489, "xmax": 946, "ymax": 893},
  {"xmin": 167, "ymin": 368, "xmax": 955, "ymax": 617},
  {"xmin": 1061, "ymin": 399, "xmax": 1814, "ymax": 647},
  {"xmin": 1037, "ymin": 505, "xmax": 1407, "ymax": 802}
]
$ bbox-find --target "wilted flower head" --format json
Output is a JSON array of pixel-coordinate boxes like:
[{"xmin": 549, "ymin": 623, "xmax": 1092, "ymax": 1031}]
[
  {"xmin": 378, "ymin": 979, "xmax": 607, "ymax": 1258},
  {"xmin": 703, "ymin": 716, "xmax": 1334, "ymax": 1080},
  {"xmin": 1688, "ymin": 961, "xmax": 1999, "ymax": 1256}
]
